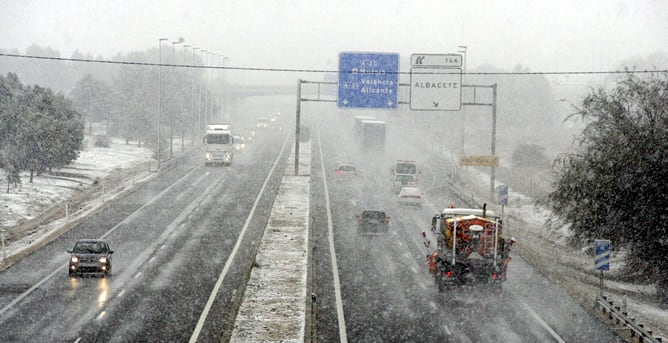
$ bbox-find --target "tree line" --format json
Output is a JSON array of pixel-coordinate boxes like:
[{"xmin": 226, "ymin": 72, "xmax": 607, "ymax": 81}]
[
  {"xmin": 1, "ymin": 45, "xmax": 222, "ymax": 157},
  {"xmin": 547, "ymin": 71, "xmax": 668, "ymax": 305},
  {"xmin": 0, "ymin": 73, "xmax": 83, "ymax": 192}
]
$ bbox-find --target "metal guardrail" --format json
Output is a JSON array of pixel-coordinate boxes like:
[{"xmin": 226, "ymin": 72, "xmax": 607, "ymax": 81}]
[{"xmin": 596, "ymin": 295, "xmax": 663, "ymax": 343}]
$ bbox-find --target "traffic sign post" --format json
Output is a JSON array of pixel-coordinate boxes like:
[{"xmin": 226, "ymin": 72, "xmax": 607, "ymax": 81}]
[
  {"xmin": 595, "ymin": 239, "xmax": 611, "ymax": 296},
  {"xmin": 337, "ymin": 52, "xmax": 399, "ymax": 109}
]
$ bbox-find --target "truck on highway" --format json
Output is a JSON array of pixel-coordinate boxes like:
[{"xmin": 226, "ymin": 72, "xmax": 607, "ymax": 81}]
[
  {"xmin": 359, "ymin": 119, "xmax": 386, "ymax": 152},
  {"xmin": 426, "ymin": 204, "xmax": 514, "ymax": 292},
  {"xmin": 204, "ymin": 124, "xmax": 234, "ymax": 166}
]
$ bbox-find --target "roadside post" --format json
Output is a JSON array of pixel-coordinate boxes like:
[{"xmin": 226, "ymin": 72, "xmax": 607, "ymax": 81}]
[
  {"xmin": 595, "ymin": 239, "xmax": 611, "ymax": 296},
  {"xmin": 496, "ymin": 184, "xmax": 508, "ymax": 221},
  {"xmin": 0, "ymin": 229, "xmax": 7, "ymax": 261}
]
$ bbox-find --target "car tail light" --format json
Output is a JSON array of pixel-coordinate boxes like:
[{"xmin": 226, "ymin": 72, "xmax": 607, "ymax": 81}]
[
  {"xmin": 384, "ymin": 218, "xmax": 390, "ymax": 224},
  {"xmin": 492, "ymin": 274, "xmax": 497, "ymax": 280}
]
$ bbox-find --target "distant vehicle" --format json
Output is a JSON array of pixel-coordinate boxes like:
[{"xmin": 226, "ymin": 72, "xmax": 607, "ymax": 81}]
[
  {"xmin": 233, "ymin": 135, "xmax": 245, "ymax": 150},
  {"xmin": 360, "ymin": 119, "xmax": 386, "ymax": 152},
  {"xmin": 353, "ymin": 115, "xmax": 376, "ymax": 137},
  {"xmin": 398, "ymin": 186, "xmax": 424, "ymax": 206},
  {"xmin": 241, "ymin": 129, "xmax": 255, "ymax": 142},
  {"xmin": 67, "ymin": 239, "xmax": 113, "ymax": 277},
  {"xmin": 391, "ymin": 173, "xmax": 416, "ymax": 193},
  {"xmin": 270, "ymin": 122, "xmax": 283, "ymax": 131},
  {"xmin": 204, "ymin": 124, "xmax": 234, "ymax": 166},
  {"xmin": 335, "ymin": 163, "xmax": 358, "ymax": 181},
  {"xmin": 256, "ymin": 117, "xmax": 269, "ymax": 128},
  {"xmin": 391, "ymin": 160, "xmax": 418, "ymax": 177},
  {"xmin": 357, "ymin": 210, "xmax": 390, "ymax": 235}
]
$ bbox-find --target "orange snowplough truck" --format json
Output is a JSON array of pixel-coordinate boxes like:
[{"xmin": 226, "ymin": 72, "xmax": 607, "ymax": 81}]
[{"xmin": 426, "ymin": 204, "xmax": 514, "ymax": 292}]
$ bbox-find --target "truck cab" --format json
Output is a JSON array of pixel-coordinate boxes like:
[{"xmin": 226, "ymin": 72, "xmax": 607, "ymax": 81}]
[{"xmin": 204, "ymin": 124, "xmax": 234, "ymax": 166}]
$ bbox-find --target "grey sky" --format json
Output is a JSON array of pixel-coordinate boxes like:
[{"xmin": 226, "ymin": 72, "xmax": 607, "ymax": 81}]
[{"xmin": 2, "ymin": 0, "xmax": 667, "ymax": 73}]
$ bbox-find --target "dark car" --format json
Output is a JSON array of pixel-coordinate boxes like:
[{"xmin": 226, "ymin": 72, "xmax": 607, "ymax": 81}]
[
  {"xmin": 67, "ymin": 239, "xmax": 113, "ymax": 277},
  {"xmin": 357, "ymin": 210, "xmax": 390, "ymax": 235}
]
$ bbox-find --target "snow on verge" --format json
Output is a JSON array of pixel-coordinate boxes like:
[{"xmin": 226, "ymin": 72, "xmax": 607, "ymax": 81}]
[{"xmin": 230, "ymin": 142, "xmax": 311, "ymax": 342}]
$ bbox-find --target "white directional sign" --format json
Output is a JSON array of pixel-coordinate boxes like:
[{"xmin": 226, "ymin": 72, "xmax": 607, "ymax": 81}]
[
  {"xmin": 410, "ymin": 67, "xmax": 462, "ymax": 111},
  {"xmin": 411, "ymin": 53, "xmax": 462, "ymax": 67}
]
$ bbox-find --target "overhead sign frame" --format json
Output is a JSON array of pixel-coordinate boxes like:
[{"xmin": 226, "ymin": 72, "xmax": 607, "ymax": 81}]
[{"xmin": 337, "ymin": 52, "xmax": 399, "ymax": 110}]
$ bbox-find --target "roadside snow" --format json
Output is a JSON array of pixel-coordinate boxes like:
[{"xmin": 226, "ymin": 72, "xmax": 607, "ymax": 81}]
[
  {"xmin": 1, "ymin": 132, "xmax": 666, "ymax": 340},
  {"xmin": 0, "ymin": 136, "xmax": 155, "ymax": 263},
  {"xmin": 461, "ymin": 167, "xmax": 668, "ymax": 339},
  {"xmin": 230, "ymin": 142, "xmax": 311, "ymax": 342}
]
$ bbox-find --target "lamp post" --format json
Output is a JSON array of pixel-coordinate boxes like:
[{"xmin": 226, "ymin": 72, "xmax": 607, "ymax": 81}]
[
  {"xmin": 182, "ymin": 44, "xmax": 190, "ymax": 150},
  {"xmin": 200, "ymin": 49, "xmax": 207, "ymax": 132},
  {"xmin": 169, "ymin": 39, "xmax": 183, "ymax": 158},
  {"xmin": 157, "ymin": 37, "xmax": 168, "ymax": 170},
  {"xmin": 206, "ymin": 52, "xmax": 215, "ymax": 123},
  {"xmin": 458, "ymin": 45, "xmax": 467, "ymax": 157},
  {"xmin": 221, "ymin": 56, "xmax": 230, "ymax": 122},
  {"xmin": 192, "ymin": 47, "xmax": 200, "ymax": 139}
]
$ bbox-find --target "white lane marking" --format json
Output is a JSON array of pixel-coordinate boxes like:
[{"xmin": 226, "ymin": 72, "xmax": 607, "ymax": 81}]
[
  {"xmin": 134, "ymin": 272, "xmax": 142, "ymax": 279},
  {"xmin": 520, "ymin": 300, "xmax": 566, "ymax": 343},
  {"xmin": 189, "ymin": 134, "xmax": 291, "ymax": 343},
  {"xmin": 160, "ymin": 244, "xmax": 166, "ymax": 250},
  {"xmin": 443, "ymin": 324, "xmax": 452, "ymax": 336},
  {"xmin": 117, "ymin": 290, "xmax": 125, "ymax": 298},
  {"xmin": 96, "ymin": 311, "xmax": 106, "ymax": 320},
  {"xmin": 0, "ymin": 166, "xmax": 203, "ymax": 317},
  {"xmin": 149, "ymin": 257, "xmax": 156, "ymax": 263},
  {"xmin": 317, "ymin": 125, "xmax": 349, "ymax": 343},
  {"xmin": 74, "ymin": 338, "xmax": 82, "ymax": 343}
]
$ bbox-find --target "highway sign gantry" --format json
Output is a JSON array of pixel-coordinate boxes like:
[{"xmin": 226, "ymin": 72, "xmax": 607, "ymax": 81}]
[{"xmin": 338, "ymin": 52, "xmax": 399, "ymax": 109}]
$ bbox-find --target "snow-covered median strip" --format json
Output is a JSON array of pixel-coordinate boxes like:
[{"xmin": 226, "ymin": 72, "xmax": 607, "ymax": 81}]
[{"xmin": 230, "ymin": 142, "xmax": 311, "ymax": 342}]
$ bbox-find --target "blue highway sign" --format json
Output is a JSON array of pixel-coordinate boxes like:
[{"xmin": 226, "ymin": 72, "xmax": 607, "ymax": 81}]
[
  {"xmin": 595, "ymin": 239, "xmax": 611, "ymax": 271},
  {"xmin": 338, "ymin": 52, "xmax": 399, "ymax": 109}
]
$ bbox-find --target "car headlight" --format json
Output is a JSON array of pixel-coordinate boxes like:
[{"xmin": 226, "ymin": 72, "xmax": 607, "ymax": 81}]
[
  {"xmin": 205, "ymin": 152, "xmax": 213, "ymax": 161},
  {"xmin": 99, "ymin": 257, "xmax": 107, "ymax": 263},
  {"xmin": 223, "ymin": 153, "xmax": 232, "ymax": 162},
  {"xmin": 71, "ymin": 256, "xmax": 79, "ymax": 263}
]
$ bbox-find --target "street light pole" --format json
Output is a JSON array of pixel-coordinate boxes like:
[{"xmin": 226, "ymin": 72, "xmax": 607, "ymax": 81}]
[
  {"xmin": 169, "ymin": 39, "xmax": 184, "ymax": 158},
  {"xmin": 192, "ymin": 47, "xmax": 200, "ymax": 140},
  {"xmin": 206, "ymin": 52, "xmax": 214, "ymax": 123},
  {"xmin": 157, "ymin": 37, "xmax": 168, "ymax": 170},
  {"xmin": 182, "ymin": 44, "xmax": 190, "ymax": 150},
  {"xmin": 458, "ymin": 45, "xmax": 467, "ymax": 157},
  {"xmin": 222, "ymin": 56, "xmax": 229, "ymax": 122},
  {"xmin": 200, "ymin": 49, "xmax": 207, "ymax": 132}
]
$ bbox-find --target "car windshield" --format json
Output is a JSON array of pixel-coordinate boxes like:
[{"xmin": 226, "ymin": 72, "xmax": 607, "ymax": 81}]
[
  {"xmin": 395, "ymin": 175, "xmax": 414, "ymax": 182},
  {"xmin": 73, "ymin": 242, "xmax": 106, "ymax": 254},
  {"xmin": 400, "ymin": 187, "xmax": 420, "ymax": 195},
  {"xmin": 395, "ymin": 163, "xmax": 416, "ymax": 174},
  {"xmin": 362, "ymin": 211, "xmax": 386, "ymax": 220}
]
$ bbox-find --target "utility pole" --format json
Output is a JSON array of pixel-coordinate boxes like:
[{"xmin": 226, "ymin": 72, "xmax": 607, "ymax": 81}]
[{"xmin": 157, "ymin": 37, "xmax": 168, "ymax": 170}]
